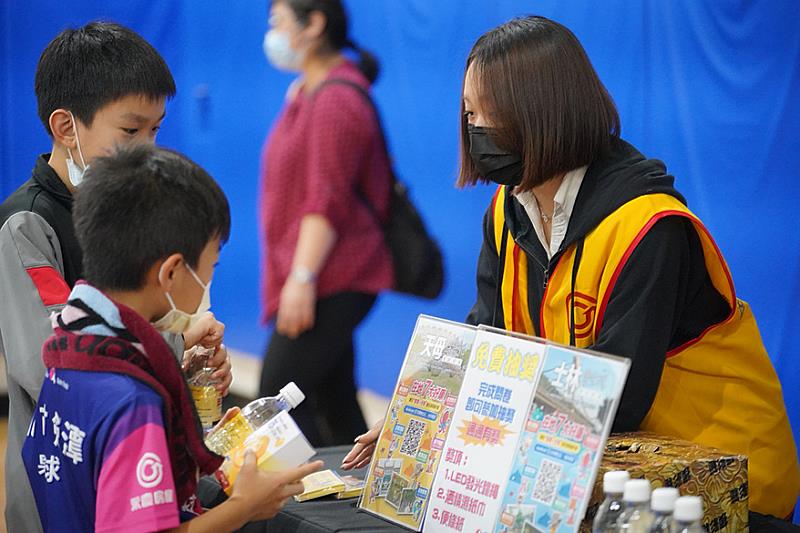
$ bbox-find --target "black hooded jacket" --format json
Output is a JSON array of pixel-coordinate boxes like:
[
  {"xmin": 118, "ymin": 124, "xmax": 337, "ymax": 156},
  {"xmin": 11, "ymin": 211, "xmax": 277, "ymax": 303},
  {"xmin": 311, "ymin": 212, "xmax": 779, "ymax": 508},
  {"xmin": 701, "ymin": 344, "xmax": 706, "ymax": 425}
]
[
  {"xmin": 0, "ymin": 154, "xmax": 82, "ymax": 284},
  {"xmin": 467, "ymin": 139, "xmax": 730, "ymax": 431}
]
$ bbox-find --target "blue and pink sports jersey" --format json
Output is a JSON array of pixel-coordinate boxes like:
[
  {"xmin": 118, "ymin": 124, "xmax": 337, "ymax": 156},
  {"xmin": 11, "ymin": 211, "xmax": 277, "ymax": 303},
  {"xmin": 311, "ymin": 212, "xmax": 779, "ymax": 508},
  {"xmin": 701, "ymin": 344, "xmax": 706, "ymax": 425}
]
[{"xmin": 22, "ymin": 367, "xmax": 199, "ymax": 532}]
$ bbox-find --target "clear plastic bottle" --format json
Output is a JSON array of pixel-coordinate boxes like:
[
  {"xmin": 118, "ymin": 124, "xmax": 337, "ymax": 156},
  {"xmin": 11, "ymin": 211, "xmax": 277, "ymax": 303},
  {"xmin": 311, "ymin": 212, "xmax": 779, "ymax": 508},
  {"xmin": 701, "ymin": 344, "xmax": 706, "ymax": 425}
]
[
  {"xmin": 187, "ymin": 346, "xmax": 222, "ymax": 431},
  {"xmin": 204, "ymin": 382, "xmax": 305, "ymax": 455},
  {"xmin": 592, "ymin": 470, "xmax": 630, "ymax": 532},
  {"xmin": 648, "ymin": 487, "xmax": 679, "ymax": 532},
  {"xmin": 616, "ymin": 479, "xmax": 653, "ymax": 533},
  {"xmin": 672, "ymin": 496, "xmax": 705, "ymax": 533}
]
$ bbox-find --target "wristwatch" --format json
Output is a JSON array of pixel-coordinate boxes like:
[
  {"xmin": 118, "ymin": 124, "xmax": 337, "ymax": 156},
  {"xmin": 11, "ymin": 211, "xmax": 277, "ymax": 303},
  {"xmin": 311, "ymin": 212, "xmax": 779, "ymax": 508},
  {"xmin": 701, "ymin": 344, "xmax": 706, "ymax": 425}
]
[{"xmin": 290, "ymin": 266, "xmax": 317, "ymax": 284}]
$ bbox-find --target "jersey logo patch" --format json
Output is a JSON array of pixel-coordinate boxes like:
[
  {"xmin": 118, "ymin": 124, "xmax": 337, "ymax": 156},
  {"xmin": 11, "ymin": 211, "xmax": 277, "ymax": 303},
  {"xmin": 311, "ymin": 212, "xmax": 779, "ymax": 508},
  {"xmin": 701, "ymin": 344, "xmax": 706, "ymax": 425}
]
[{"xmin": 137, "ymin": 452, "xmax": 164, "ymax": 488}]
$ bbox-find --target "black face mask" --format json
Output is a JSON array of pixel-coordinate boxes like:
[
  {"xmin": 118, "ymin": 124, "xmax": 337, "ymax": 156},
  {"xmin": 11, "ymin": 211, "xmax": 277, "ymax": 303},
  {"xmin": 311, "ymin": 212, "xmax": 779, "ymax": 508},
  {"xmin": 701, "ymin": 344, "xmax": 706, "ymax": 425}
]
[{"xmin": 468, "ymin": 125, "xmax": 523, "ymax": 187}]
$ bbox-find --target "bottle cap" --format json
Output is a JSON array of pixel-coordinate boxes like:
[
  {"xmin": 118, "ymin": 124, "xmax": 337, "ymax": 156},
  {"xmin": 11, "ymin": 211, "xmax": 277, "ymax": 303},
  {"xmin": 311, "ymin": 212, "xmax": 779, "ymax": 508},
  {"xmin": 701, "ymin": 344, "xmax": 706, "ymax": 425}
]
[
  {"xmin": 622, "ymin": 479, "xmax": 651, "ymax": 503},
  {"xmin": 280, "ymin": 382, "xmax": 305, "ymax": 408},
  {"xmin": 603, "ymin": 471, "xmax": 630, "ymax": 493},
  {"xmin": 651, "ymin": 487, "xmax": 680, "ymax": 512},
  {"xmin": 673, "ymin": 496, "xmax": 703, "ymax": 522}
]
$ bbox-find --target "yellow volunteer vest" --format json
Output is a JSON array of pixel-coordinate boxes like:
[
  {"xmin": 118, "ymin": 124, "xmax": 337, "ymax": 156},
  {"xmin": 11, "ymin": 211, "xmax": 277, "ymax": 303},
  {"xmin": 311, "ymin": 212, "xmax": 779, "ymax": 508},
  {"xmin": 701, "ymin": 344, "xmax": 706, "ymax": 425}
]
[{"xmin": 492, "ymin": 186, "xmax": 800, "ymax": 516}]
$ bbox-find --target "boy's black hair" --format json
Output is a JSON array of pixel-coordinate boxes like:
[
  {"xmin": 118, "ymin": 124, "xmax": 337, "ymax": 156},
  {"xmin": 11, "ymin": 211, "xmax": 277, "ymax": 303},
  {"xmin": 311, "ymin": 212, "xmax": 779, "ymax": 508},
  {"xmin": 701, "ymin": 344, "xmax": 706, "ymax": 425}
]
[
  {"xmin": 73, "ymin": 144, "xmax": 231, "ymax": 291},
  {"xmin": 35, "ymin": 21, "xmax": 176, "ymax": 136}
]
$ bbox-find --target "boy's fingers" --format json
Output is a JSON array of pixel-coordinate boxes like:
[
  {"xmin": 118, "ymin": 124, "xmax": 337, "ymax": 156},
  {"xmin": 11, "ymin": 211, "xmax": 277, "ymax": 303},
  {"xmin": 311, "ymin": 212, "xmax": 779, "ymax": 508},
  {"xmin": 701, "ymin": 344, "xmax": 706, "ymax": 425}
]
[
  {"xmin": 221, "ymin": 406, "xmax": 239, "ymax": 423},
  {"xmin": 243, "ymin": 450, "xmax": 257, "ymax": 469},
  {"xmin": 210, "ymin": 357, "xmax": 231, "ymax": 379},
  {"xmin": 282, "ymin": 480, "xmax": 306, "ymax": 498},
  {"xmin": 290, "ymin": 460, "xmax": 324, "ymax": 483}
]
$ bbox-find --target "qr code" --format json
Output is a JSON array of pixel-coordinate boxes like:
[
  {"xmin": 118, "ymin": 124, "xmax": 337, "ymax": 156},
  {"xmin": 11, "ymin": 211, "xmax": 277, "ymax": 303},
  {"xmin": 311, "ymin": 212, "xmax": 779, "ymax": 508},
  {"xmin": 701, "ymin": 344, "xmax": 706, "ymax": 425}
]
[
  {"xmin": 400, "ymin": 419, "xmax": 426, "ymax": 456},
  {"xmin": 531, "ymin": 459, "xmax": 562, "ymax": 505}
]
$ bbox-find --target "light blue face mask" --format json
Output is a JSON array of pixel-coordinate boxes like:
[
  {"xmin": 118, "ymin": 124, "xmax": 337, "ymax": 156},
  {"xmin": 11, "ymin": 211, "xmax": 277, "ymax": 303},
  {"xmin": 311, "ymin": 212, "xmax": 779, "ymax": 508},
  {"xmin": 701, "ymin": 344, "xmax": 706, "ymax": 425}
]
[
  {"xmin": 66, "ymin": 111, "xmax": 89, "ymax": 187},
  {"xmin": 263, "ymin": 29, "xmax": 305, "ymax": 72}
]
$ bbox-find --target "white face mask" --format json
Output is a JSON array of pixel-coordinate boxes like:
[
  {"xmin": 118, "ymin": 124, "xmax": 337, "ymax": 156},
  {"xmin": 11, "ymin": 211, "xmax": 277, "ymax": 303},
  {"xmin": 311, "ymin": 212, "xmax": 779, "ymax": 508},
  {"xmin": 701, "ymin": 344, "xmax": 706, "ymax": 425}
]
[
  {"xmin": 152, "ymin": 262, "xmax": 212, "ymax": 334},
  {"xmin": 263, "ymin": 29, "xmax": 305, "ymax": 72},
  {"xmin": 66, "ymin": 111, "xmax": 89, "ymax": 187}
]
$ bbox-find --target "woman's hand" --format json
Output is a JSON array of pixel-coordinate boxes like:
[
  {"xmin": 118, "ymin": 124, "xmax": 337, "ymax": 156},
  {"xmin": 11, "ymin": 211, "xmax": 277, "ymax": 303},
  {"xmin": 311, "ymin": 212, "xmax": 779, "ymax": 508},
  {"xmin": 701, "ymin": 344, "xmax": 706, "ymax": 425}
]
[
  {"xmin": 229, "ymin": 453, "xmax": 324, "ymax": 521},
  {"xmin": 341, "ymin": 418, "xmax": 383, "ymax": 470},
  {"xmin": 276, "ymin": 278, "xmax": 316, "ymax": 339}
]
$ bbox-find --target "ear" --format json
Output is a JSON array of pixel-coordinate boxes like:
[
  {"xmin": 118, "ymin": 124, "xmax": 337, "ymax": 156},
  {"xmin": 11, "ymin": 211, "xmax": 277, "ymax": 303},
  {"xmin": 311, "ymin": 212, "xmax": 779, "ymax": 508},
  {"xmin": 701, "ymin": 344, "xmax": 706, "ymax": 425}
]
[
  {"xmin": 49, "ymin": 109, "xmax": 78, "ymax": 149},
  {"xmin": 156, "ymin": 253, "xmax": 184, "ymax": 292},
  {"xmin": 304, "ymin": 10, "xmax": 327, "ymax": 41}
]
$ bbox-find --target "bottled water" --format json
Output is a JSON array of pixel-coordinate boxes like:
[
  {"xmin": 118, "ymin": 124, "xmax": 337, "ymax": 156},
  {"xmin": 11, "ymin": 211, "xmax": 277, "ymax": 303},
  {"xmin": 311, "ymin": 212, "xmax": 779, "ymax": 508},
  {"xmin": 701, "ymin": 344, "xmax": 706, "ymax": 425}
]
[
  {"xmin": 673, "ymin": 496, "xmax": 705, "ymax": 533},
  {"xmin": 187, "ymin": 346, "xmax": 222, "ymax": 430},
  {"xmin": 592, "ymin": 470, "xmax": 630, "ymax": 532},
  {"xmin": 204, "ymin": 382, "xmax": 305, "ymax": 455},
  {"xmin": 649, "ymin": 487, "xmax": 679, "ymax": 532},
  {"xmin": 616, "ymin": 479, "xmax": 653, "ymax": 533}
]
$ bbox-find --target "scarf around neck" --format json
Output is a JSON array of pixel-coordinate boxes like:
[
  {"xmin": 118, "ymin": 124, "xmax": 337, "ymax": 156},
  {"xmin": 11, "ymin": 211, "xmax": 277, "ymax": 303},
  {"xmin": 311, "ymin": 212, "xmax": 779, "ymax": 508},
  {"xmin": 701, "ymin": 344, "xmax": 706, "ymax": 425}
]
[{"xmin": 41, "ymin": 282, "xmax": 223, "ymax": 506}]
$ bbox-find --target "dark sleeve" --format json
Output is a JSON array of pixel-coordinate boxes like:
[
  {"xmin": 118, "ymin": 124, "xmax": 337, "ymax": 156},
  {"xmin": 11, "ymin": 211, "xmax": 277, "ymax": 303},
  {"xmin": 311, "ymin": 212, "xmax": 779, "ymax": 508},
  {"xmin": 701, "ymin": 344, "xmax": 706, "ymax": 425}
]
[
  {"xmin": 592, "ymin": 216, "xmax": 696, "ymax": 432},
  {"xmin": 466, "ymin": 205, "xmax": 502, "ymax": 327}
]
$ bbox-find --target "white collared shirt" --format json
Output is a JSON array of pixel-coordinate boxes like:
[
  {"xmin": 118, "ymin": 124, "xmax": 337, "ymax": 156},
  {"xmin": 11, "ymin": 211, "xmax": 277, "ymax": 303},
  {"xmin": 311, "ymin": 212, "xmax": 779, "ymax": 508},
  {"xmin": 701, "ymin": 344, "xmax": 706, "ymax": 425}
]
[{"xmin": 515, "ymin": 166, "xmax": 588, "ymax": 259}]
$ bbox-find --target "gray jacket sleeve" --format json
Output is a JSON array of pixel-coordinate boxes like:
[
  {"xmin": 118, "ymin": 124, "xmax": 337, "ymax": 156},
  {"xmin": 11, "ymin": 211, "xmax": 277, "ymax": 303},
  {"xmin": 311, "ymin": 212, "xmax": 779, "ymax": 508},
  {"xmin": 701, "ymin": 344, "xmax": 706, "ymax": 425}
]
[
  {"xmin": 163, "ymin": 332, "xmax": 185, "ymax": 362},
  {"xmin": 0, "ymin": 211, "xmax": 69, "ymax": 533},
  {"xmin": 0, "ymin": 211, "xmax": 68, "ymax": 410}
]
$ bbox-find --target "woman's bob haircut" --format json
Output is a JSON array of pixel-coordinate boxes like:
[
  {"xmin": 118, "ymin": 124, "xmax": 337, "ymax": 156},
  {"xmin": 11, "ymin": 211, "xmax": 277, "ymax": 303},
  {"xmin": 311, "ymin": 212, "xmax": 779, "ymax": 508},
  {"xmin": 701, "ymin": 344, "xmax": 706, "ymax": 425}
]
[{"xmin": 458, "ymin": 16, "xmax": 620, "ymax": 191}]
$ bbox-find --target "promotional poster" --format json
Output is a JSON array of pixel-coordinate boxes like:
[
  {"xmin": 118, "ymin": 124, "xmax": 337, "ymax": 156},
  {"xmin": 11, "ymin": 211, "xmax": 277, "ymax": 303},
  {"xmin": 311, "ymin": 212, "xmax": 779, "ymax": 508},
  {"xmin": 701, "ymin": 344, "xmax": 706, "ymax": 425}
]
[{"xmin": 359, "ymin": 316, "xmax": 477, "ymax": 530}]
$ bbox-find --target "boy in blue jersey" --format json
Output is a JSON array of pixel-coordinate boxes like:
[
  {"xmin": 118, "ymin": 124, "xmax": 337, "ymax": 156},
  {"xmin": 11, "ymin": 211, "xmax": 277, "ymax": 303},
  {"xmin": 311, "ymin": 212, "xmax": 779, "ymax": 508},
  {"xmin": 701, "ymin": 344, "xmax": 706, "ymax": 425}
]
[{"xmin": 22, "ymin": 144, "xmax": 322, "ymax": 532}]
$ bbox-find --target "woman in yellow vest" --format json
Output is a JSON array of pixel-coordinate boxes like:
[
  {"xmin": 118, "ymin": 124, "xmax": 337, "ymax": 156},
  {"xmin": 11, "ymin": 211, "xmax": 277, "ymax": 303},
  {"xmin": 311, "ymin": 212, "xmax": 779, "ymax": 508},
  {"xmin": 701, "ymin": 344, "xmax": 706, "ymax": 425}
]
[
  {"xmin": 458, "ymin": 15, "xmax": 799, "ymax": 521},
  {"xmin": 342, "ymin": 15, "xmax": 799, "ymax": 522}
]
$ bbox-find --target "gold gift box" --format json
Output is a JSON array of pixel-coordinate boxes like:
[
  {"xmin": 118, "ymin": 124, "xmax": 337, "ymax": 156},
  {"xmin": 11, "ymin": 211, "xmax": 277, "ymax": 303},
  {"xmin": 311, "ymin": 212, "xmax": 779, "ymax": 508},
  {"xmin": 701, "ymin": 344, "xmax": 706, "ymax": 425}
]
[{"xmin": 580, "ymin": 432, "xmax": 748, "ymax": 533}]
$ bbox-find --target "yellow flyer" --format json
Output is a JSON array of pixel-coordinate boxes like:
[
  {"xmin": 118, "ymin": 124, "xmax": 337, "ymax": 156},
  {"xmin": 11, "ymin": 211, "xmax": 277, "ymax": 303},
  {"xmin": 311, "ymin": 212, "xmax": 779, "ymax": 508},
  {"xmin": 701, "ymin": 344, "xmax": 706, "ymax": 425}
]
[{"xmin": 359, "ymin": 315, "xmax": 477, "ymax": 530}]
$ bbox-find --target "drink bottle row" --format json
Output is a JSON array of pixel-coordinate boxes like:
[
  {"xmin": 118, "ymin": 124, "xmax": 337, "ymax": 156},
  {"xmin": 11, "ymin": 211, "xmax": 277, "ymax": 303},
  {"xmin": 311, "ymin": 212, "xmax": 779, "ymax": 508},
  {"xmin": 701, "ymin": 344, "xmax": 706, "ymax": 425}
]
[{"xmin": 593, "ymin": 471, "xmax": 705, "ymax": 533}]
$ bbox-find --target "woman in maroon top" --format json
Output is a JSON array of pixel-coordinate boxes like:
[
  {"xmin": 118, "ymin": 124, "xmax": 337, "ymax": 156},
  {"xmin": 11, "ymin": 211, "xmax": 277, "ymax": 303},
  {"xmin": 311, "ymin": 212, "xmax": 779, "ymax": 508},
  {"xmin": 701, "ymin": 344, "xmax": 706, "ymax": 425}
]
[{"xmin": 258, "ymin": 0, "xmax": 393, "ymax": 446}]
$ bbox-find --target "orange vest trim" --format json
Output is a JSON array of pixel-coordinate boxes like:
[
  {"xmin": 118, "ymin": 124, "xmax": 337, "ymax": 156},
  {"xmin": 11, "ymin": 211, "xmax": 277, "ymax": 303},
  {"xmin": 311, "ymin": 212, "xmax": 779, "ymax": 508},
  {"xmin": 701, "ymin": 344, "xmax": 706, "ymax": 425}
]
[
  {"xmin": 489, "ymin": 189, "xmax": 800, "ymax": 516},
  {"xmin": 593, "ymin": 208, "xmax": 738, "ymax": 358}
]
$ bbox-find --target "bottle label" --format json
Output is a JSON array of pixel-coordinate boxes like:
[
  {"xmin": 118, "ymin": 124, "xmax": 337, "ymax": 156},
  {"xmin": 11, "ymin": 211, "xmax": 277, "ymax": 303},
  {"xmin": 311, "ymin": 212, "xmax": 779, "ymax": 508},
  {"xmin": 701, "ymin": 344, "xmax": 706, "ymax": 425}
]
[
  {"xmin": 190, "ymin": 384, "xmax": 222, "ymax": 429},
  {"xmin": 205, "ymin": 410, "xmax": 254, "ymax": 456}
]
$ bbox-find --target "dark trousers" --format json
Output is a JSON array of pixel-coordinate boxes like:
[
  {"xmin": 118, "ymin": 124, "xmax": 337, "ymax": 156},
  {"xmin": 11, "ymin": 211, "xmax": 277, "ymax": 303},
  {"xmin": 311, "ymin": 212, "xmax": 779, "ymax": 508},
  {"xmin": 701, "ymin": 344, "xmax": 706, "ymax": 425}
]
[{"xmin": 259, "ymin": 292, "xmax": 375, "ymax": 447}]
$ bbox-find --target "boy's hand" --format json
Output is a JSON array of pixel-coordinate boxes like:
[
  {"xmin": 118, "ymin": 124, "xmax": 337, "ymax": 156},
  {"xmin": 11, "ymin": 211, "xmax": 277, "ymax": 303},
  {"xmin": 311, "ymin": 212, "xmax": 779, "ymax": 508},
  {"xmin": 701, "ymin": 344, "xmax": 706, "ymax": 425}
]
[
  {"xmin": 230, "ymin": 452, "xmax": 324, "ymax": 521},
  {"xmin": 208, "ymin": 344, "xmax": 232, "ymax": 396},
  {"xmin": 341, "ymin": 418, "xmax": 383, "ymax": 470},
  {"xmin": 276, "ymin": 279, "xmax": 316, "ymax": 338},
  {"xmin": 182, "ymin": 312, "xmax": 232, "ymax": 396},
  {"xmin": 183, "ymin": 311, "xmax": 225, "ymax": 350},
  {"xmin": 209, "ymin": 407, "xmax": 241, "ymax": 436},
  {"xmin": 183, "ymin": 344, "xmax": 233, "ymax": 396}
]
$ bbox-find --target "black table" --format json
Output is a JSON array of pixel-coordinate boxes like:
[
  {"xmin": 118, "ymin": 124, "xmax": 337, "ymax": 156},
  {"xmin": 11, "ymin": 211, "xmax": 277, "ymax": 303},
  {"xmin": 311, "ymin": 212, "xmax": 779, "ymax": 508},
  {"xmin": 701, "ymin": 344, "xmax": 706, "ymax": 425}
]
[
  {"xmin": 237, "ymin": 445, "xmax": 403, "ymax": 533},
  {"xmin": 197, "ymin": 446, "xmax": 800, "ymax": 533}
]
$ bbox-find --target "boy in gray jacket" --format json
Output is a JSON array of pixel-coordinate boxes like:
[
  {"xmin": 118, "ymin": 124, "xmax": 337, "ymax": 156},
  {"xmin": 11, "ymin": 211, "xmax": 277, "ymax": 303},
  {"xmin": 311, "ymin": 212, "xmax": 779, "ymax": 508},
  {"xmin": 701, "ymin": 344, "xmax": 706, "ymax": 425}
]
[{"xmin": 0, "ymin": 22, "xmax": 231, "ymax": 532}]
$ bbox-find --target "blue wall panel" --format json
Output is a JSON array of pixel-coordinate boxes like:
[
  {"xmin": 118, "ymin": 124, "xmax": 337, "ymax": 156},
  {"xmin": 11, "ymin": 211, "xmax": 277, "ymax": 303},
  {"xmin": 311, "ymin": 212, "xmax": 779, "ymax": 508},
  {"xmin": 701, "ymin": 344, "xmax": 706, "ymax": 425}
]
[{"xmin": 2, "ymin": 5, "xmax": 798, "ymax": 517}]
